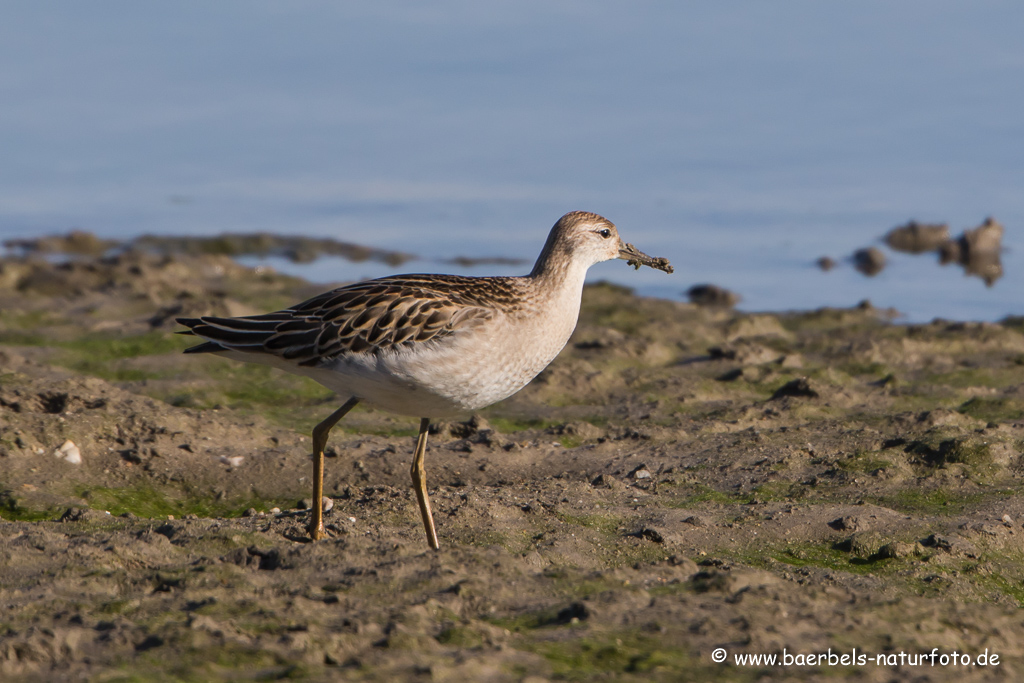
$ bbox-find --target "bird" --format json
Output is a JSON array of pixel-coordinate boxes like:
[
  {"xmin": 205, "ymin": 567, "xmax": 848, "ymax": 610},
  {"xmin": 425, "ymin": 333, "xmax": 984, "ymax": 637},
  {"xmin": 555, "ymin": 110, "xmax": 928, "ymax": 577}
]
[{"xmin": 176, "ymin": 211, "xmax": 673, "ymax": 549}]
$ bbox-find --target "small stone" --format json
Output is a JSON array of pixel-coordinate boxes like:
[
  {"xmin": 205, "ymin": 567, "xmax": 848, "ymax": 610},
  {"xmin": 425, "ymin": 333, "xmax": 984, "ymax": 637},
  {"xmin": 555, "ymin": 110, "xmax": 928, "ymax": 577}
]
[
  {"xmin": 1002, "ymin": 514, "xmax": 1013, "ymax": 526},
  {"xmin": 591, "ymin": 473, "xmax": 623, "ymax": 489},
  {"xmin": 55, "ymin": 439, "xmax": 82, "ymax": 465},
  {"xmin": 921, "ymin": 533, "xmax": 979, "ymax": 558},
  {"xmin": 876, "ymin": 541, "xmax": 919, "ymax": 559},
  {"xmin": 816, "ymin": 256, "xmax": 837, "ymax": 271},
  {"xmin": 771, "ymin": 377, "xmax": 819, "ymax": 400},
  {"xmin": 853, "ymin": 246, "xmax": 886, "ymax": 276},
  {"xmin": 322, "ymin": 497, "xmax": 334, "ymax": 513},
  {"xmin": 242, "ymin": 508, "xmax": 258, "ymax": 518},
  {"xmin": 828, "ymin": 516, "xmax": 860, "ymax": 532},
  {"xmin": 833, "ymin": 531, "xmax": 887, "ymax": 557},
  {"xmin": 962, "ymin": 217, "xmax": 1004, "ymax": 255},
  {"xmin": 884, "ymin": 220, "xmax": 950, "ymax": 254},
  {"xmin": 639, "ymin": 528, "xmax": 665, "ymax": 543},
  {"xmin": 686, "ymin": 283, "xmax": 740, "ymax": 308},
  {"xmin": 628, "ymin": 464, "xmax": 652, "ymax": 479},
  {"xmin": 270, "ymin": 507, "xmax": 281, "ymax": 515},
  {"xmin": 60, "ymin": 507, "xmax": 110, "ymax": 523}
]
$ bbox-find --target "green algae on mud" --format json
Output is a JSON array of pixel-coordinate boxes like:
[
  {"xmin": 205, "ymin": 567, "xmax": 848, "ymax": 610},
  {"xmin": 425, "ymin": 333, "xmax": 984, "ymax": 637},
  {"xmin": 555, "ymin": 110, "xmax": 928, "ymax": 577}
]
[
  {"xmin": 960, "ymin": 396, "xmax": 1024, "ymax": 423},
  {"xmin": 3, "ymin": 249, "xmax": 1024, "ymax": 679},
  {"xmin": 0, "ymin": 490, "xmax": 60, "ymax": 522},
  {"xmin": 513, "ymin": 630, "xmax": 703, "ymax": 683},
  {"xmin": 76, "ymin": 483, "xmax": 289, "ymax": 520},
  {"xmin": 868, "ymin": 487, "xmax": 1018, "ymax": 516}
]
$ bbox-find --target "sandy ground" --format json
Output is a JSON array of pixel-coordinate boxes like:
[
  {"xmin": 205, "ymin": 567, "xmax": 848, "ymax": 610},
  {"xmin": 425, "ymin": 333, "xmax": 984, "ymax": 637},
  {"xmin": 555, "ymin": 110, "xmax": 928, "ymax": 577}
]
[{"xmin": 2, "ymin": 247, "xmax": 1024, "ymax": 681}]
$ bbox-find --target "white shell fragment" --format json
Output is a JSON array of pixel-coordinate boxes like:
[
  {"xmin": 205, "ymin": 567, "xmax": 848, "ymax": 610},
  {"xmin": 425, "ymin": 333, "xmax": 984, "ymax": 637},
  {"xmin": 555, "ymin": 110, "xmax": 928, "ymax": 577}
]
[
  {"xmin": 321, "ymin": 496, "xmax": 334, "ymax": 512},
  {"xmin": 55, "ymin": 440, "xmax": 82, "ymax": 465},
  {"xmin": 217, "ymin": 455, "xmax": 245, "ymax": 467}
]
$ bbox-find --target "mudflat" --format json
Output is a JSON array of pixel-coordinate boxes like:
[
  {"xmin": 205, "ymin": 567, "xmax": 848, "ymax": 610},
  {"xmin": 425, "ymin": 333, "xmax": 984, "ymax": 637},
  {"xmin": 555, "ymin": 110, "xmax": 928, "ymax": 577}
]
[{"xmin": 2, "ymin": 247, "xmax": 1023, "ymax": 681}]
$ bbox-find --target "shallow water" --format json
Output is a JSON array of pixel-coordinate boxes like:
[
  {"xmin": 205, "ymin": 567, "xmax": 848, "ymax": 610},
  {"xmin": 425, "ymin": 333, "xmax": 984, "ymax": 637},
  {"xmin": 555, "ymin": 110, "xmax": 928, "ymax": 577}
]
[{"xmin": 1, "ymin": 2, "xmax": 1022, "ymax": 321}]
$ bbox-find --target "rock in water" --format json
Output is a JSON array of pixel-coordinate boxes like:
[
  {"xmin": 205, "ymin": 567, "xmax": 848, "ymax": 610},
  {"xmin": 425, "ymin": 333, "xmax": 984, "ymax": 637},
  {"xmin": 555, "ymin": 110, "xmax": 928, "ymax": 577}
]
[{"xmin": 884, "ymin": 220, "xmax": 950, "ymax": 253}]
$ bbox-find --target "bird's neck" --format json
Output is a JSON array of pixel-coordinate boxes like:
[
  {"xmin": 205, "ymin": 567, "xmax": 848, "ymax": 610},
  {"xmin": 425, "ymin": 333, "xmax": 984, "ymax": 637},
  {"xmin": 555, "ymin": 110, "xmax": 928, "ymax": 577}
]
[{"xmin": 526, "ymin": 242, "xmax": 591, "ymax": 314}]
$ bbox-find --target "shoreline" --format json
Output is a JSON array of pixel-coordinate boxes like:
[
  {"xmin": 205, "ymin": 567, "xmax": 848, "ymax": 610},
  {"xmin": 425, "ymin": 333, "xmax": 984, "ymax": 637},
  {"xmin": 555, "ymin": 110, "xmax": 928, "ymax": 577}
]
[{"xmin": 2, "ymin": 247, "xmax": 1023, "ymax": 680}]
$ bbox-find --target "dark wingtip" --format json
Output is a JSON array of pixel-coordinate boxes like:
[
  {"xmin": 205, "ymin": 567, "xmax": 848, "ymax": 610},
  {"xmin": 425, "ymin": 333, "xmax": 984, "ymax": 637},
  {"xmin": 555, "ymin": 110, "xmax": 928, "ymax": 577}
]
[
  {"xmin": 183, "ymin": 341, "xmax": 226, "ymax": 354},
  {"xmin": 176, "ymin": 317, "xmax": 201, "ymax": 336}
]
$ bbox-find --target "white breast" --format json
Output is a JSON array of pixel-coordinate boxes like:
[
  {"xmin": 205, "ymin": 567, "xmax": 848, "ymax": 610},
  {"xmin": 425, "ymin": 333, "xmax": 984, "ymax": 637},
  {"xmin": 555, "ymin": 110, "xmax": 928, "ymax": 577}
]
[{"xmin": 307, "ymin": 282, "xmax": 583, "ymax": 418}]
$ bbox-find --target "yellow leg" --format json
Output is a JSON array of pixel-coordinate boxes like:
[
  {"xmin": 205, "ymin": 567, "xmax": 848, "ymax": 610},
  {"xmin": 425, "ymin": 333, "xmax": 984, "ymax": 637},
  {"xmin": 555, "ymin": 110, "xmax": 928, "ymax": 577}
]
[
  {"xmin": 410, "ymin": 417, "xmax": 439, "ymax": 550},
  {"xmin": 309, "ymin": 397, "xmax": 359, "ymax": 540}
]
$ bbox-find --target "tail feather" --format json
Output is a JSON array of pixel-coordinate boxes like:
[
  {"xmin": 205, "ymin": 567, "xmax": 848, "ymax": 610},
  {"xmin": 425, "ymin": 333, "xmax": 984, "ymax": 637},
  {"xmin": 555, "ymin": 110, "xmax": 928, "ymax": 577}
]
[
  {"xmin": 199, "ymin": 315, "xmax": 284, "ymax": 332},
  {"xmin": 176, "ymin": 315, "xmax": 284, "ymax": 354},
  {"xmin": 182, "ymin": 341, "xmax": 227, "ymax": 354}
]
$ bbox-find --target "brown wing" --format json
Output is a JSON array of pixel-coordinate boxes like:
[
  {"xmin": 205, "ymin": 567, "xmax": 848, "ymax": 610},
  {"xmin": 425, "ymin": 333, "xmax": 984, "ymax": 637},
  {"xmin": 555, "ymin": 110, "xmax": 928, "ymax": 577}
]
[{"xmin": 177, "ymin": 274, "xmax": 518, "ymax": 367}]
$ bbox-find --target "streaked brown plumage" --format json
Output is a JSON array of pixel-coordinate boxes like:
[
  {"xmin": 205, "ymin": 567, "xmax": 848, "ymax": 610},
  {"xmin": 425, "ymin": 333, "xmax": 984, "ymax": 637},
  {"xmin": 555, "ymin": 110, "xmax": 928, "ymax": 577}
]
[
  {"xmin": 177, "ymin": 211, "xmax": 673, "ymax": 549},
  {"xmin": 177, "ymin": 273, "xmax": 522, "ymax": 366}
]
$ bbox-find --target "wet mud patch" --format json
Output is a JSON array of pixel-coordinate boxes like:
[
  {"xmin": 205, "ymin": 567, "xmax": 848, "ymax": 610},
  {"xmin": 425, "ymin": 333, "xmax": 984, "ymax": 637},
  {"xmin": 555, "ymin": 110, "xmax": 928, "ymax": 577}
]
[{"xmin": 2, "ymin": 253, "xmax": 1024, "ymax": 680}]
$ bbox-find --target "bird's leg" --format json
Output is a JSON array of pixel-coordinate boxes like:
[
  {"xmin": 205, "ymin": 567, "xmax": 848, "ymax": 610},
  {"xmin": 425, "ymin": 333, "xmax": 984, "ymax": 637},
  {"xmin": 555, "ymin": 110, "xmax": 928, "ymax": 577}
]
[
  {"xmin": 410, "ymin": 417, "xmax": 439, "ymax": 550},
  {"xmin": 309, "ymin": 397, "xmax": 359, "ymax": 540}
]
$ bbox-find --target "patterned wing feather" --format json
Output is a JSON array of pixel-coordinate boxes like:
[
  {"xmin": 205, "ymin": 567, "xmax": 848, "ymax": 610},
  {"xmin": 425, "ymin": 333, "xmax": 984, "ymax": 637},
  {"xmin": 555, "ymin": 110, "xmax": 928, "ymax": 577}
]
[{"xmin": 177, "ymin": 275, "xmax": 517, "ymax": 366}]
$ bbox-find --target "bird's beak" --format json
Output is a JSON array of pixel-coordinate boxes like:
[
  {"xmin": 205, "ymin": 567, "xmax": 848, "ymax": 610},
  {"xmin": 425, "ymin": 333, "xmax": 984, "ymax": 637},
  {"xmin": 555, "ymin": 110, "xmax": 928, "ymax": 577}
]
[{"xmin": 618, "ymin": 240, "xmax": 674, "ymax": 274}]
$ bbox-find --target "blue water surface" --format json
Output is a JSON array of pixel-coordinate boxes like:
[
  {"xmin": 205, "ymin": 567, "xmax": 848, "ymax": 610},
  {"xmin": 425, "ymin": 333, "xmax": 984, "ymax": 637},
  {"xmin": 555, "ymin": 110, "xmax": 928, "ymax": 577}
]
[{"xmin": 1, "ymin": 2, "xmax": 1022, "ymax": 321}]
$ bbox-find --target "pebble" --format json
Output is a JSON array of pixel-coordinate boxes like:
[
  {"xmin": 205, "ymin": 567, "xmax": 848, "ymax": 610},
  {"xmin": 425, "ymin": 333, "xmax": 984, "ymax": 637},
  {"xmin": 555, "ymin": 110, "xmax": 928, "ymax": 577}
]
[
  {"xmin": 853, "ymin": 246, "xmax": 886, "ymax": 276},
  {"xmin": 218, "ymin": 455, "xmax": 244, "ymax": 467},
  {"xmin": 686, "ymin": 283, "xmax": 740, "ymax": 308},
  {"xmin": 628, "ymin": 463, "xmax": 652, "ymax": 479},
  {"xmin": 816, "ymin": 256, "xmax": 837, "ymax": 271},
  {"xmin": 55, "ymin": 439, "xmax": 82, "ymax": 465},
  {"xmin": 884, "ymin": 220, "xmax": 950, "ymax": 254},
  {"xmin": 322, "ymin": 496, "xmax": 334, "ymax": 512}
]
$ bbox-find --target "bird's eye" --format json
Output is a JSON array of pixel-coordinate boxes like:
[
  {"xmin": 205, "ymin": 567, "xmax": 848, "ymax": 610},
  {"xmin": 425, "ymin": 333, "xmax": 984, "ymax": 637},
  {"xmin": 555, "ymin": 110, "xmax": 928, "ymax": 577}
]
[{"xmin": 598, "ymin": 228, "xmax": 611, "ymax": 239}]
